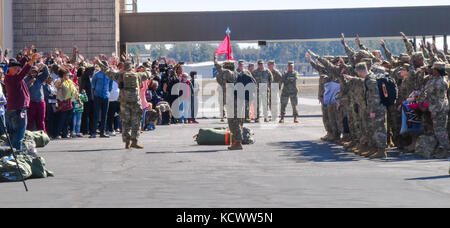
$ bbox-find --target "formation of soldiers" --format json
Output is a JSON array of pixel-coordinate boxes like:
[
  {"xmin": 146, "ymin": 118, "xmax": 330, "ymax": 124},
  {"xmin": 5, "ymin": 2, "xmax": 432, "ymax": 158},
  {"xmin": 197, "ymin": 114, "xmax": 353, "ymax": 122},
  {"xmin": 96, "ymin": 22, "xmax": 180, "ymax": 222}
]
[
  {"xmin": 214, "ymin": 55, "xmax": 301, "ymax": 150},
  {"xmin": 307, "ymin": 32, "xmax": 450, "ymax": 159}
]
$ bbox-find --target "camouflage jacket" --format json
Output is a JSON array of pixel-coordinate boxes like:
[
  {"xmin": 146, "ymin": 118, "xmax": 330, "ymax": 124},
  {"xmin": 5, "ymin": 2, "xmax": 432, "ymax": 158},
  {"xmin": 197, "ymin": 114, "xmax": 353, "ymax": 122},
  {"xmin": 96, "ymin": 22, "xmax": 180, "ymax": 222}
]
[
  {"xmin": 98, "ymin": 62, "xmax": 152, "ymax": 104},
  {"xmin": 281, "ymin": 70, "xmax": 300, "ymax": 96},
  {"xmin": 318, "ymin": 57, "xmax": 352, "ymax": 104},
  {"xmin": 253, "ymin": 68, "xmax": 273, "ymax": 85},
  {"xmin": 364, "ymin": 73, "xmax": 384, "ymax": 113},
  {"xmin": 270, "ymin": 69, "xmax": 283, "ymax": 88},
  {"xmin": 309, "ymin": 60, "xmax": 329, "ymax": 100},
  {"xmin": 421, "ymin": 75, "xmax": 449, "ymax": 114},
  {"xmin": 214, "ymin": 61, "xmax": 238, "ymax": 84}
]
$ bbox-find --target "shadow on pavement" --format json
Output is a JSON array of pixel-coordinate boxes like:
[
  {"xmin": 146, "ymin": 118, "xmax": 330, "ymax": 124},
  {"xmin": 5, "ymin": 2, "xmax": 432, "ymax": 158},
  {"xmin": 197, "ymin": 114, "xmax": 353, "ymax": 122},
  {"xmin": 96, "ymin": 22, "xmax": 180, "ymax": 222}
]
[
  {"xmin": 273, "ymin": 140, "xmax": 447, "ymax": 163},
  {"xmin": 45, "ymin": 148, "xmax": 125, "ymax": 153},
  {"xmin": 146, "ymin": 150, "xmax": 222, "ymax": 155},
  {"xmin": 405, "ymin": 175, "xmax": 450, "ymax": 181},
  {"xmin": 274, "ymin": 140, "xmax": 360, "ymax": 163}
]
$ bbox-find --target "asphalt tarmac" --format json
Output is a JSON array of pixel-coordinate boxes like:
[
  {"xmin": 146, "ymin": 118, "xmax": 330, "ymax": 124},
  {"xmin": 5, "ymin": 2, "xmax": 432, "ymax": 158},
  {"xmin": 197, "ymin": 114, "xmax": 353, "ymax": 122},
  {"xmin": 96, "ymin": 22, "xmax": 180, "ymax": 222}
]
[{"xmin": 0, "ymin": 98, "xmax": 449, "ymax": 208}]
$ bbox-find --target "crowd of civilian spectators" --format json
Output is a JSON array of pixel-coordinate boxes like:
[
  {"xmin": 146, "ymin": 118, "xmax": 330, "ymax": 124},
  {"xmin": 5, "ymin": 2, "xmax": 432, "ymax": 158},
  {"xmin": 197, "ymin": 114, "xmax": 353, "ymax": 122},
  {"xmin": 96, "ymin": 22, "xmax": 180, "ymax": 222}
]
[{"xmin": 0, "ymin": 45, "xmax": 199, "ymax": 150}]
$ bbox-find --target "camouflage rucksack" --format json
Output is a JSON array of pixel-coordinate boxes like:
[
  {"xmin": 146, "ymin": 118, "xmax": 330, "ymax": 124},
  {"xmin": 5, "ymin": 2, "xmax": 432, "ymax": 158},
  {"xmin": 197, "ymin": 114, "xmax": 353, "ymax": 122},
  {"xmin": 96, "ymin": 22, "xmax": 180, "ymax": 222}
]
[{"xmin": 415, "ymin": 135, "xmax": 437, "ymax": 159}]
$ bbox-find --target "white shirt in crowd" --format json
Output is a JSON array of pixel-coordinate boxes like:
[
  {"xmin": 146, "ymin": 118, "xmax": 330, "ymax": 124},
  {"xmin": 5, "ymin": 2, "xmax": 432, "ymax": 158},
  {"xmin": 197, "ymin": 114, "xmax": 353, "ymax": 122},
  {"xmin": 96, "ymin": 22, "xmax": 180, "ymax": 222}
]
[{"xmin": 109, "ymin": 81, "xmax": 120, "ymax": 102}]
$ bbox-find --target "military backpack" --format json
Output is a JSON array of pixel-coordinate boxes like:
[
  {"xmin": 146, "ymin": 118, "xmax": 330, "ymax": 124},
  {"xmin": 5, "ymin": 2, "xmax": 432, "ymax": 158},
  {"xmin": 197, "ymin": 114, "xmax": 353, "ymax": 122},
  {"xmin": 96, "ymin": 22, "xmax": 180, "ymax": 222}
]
[{"xmin": 376, "ymin": 73, "xmax": 398, "ymax": 107}]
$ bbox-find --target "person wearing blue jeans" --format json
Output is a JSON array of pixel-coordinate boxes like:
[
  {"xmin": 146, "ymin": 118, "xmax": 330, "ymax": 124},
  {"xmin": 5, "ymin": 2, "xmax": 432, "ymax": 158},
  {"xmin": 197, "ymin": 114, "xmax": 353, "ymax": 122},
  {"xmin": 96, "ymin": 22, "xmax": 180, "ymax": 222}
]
[
  {"xmin": 4, "ymin": 54, "xmax": 38, "ymax": 150},
  {"xmin": 72, "ymin": 91, "xmax": 88, "ymax": 137},
  {"xmin": 5, "ymin": 109, "xmax": 27, "ymax": 150},
  {"xmin": 91, "ymin": 62, "xmax": 113, "ymax": 138},
  {"xmin": 93, "ymin": 96, "xmax": 109, "ymax": 137}
]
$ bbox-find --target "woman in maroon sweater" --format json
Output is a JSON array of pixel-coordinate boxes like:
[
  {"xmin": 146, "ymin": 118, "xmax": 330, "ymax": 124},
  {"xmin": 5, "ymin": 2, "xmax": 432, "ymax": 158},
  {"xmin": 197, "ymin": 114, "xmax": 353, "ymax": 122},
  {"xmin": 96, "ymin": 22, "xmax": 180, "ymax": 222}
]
[{"xmin": 4, "ymin": 53, "xmax": 39, "ymax": 150}]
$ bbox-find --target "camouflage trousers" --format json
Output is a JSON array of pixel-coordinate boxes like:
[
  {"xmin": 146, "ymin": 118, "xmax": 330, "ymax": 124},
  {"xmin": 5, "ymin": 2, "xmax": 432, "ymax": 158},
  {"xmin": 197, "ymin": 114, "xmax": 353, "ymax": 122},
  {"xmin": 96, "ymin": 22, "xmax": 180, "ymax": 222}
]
[
  {"xmin": 321, "ymin": 104, "xmax": 331, "ymax": 134},
  {"xmin": 367, "ymin": 107, "xmax": 387, "ymax": 149},
  {"xmin": 358, "ymin": 105, "xmax": 370, "ymax": 146},
  {"xmin": 387, "ymin": 105, "xmax": 401, "ymax": 146},
  {"xmin": 227, "ymin": 118, "xmax": 244, "ymax": 143},
  {"xmin": 350, "ymin": 101, "xmax": 361, "ymax": 140},
  {"xmin": 431, "ymin": 110, "xmax": 449, "ymax": 150},
  {"xmin": 280, "ymin": 94, "xmax": 299, "ymax": 117},
  {"xmin": 218, "ymin": 88, "xmax": 227, "ymax": 118},
  {"xmin": 338, "ymin": 99, "xmax": 351, "ymax": 136},
  {"xmin": 120, "ymin": 102, "xmax": 143, "ymax": 143},
  {"xmin": 327, "ymin": 103, "xmax": 340, "ymax": 139}
]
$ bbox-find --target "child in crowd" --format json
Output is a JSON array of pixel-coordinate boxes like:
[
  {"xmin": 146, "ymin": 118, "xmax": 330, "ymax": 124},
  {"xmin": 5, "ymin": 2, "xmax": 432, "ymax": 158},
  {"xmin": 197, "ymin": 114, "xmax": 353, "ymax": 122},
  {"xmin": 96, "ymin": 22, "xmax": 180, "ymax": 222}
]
[{"xmin": 72, "ymin": 89, "xmax": 88, "ymax": 137}]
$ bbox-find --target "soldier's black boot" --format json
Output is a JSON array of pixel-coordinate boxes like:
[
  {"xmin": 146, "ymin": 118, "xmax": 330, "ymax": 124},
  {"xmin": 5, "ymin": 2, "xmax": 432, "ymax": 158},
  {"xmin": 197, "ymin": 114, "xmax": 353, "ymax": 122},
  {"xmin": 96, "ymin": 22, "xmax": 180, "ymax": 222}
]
[
  {"xmin": 279, "ymin": 117, "xmax": 285, "ymax": 124},
  {"xmin": 294, "ymin": 116, "xmax": 299, "ymax": 123}
]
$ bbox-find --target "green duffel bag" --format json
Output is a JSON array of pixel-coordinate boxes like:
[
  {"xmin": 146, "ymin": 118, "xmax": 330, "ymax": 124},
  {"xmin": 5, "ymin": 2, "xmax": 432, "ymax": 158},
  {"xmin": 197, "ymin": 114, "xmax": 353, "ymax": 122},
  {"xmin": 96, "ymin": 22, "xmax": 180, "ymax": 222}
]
[
  {"xmin": 195, "ymin": 128, "xmax": 231, "ymax": 145},
  {"xmin": 0, "ymin": 154, "xmax": 54, "ymax": 182},
  {"xmin": 0, "ymin": 155, "xmax": 33, "ymax": 182},
  {"xmin": 25, "ymin": 131, "xmax": 51, "ymax": 148},
  {"xmin": 195, "ymin": 127, "xmax": 255, "ymax": 145}
]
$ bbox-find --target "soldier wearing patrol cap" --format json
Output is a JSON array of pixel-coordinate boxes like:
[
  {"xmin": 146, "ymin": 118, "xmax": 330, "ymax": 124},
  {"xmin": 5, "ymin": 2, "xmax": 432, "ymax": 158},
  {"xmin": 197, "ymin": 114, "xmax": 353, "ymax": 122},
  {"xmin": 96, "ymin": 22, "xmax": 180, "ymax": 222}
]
[
  {"xmin": 96, "ymin": 58, "xmax": 153, "ymax": 149},
  {"xmin": 216, "ymin": 59, "xmax": 235, "ymax": 122},
  {"xmin": 236, "ymin": 60, "xmax": 256, "ymax": 122},
  {"xmin": 214, "ymin": 54, "xmax": 245, "ymax": 150},
  {"xmin": 268, "ymin": 60, "xmax": 283, "ymax": 90},
  {"xmin": 419, "ymin": 62, "xmax": 449, "ymax": 159},
  {"xmin": 253, "ymin": 60, "xmax": 273, "ymax": 122},
  {"xmin": 279, "ymin": 61, "xmax": 300, "ymax": 123},
  {"xmin": 237, "ymin": 60, "xmax": 249, "ymax": 75}
]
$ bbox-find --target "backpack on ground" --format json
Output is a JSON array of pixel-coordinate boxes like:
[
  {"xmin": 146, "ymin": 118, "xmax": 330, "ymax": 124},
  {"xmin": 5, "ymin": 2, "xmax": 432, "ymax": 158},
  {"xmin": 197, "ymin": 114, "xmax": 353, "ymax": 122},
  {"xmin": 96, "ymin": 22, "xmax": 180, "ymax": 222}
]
[{"xmin": 195, "ymin": 127, "xmax": 255, "ymax": 145}]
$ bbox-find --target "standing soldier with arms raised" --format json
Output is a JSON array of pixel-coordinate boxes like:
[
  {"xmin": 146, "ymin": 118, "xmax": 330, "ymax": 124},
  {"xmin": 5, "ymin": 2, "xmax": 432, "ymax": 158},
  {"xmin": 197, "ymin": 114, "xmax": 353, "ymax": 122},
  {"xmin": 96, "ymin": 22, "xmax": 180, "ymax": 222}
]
[
  {"xmin": 345, "ymin": 62, "xmax": 387, "ymax": 159},
  {"xmin": 214, "ymin": 55, "xmax": 245, "ymax": 150},
  {"xmin": 95, "ymin": 57, "xmax": 153, "ymax": 149},
  {"xmin": 306, "ymin": 53, "xmax": 333, "ymax": 140}
]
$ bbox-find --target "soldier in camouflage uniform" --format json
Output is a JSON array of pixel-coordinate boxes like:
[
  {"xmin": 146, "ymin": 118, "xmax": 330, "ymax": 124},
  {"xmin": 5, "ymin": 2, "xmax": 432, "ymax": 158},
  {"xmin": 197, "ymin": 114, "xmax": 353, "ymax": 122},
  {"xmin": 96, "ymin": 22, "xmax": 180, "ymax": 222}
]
[
  {"xmin": 214, "ymin": 55, "xmax": 245, "ymax": 150},
  {"xmin": 253, "ymin": 60, "xmax": 273, "ymax": 123},
  {"xmin": 420, "ymin": 62, "xmax": 449, "ymax": 158},
  {"xmin": 97, "ymin": 59, "xmax": 152, "ymax": 149},
  {"xmin": 306, "ymin": 53, "xmax": 333, "ymax": 140},
  {"xmin": 279, "ymin": 62, "xmax": 300, "ymax": 123},
  {"xmin": 216, "ymin": 60, "xmax": 228, "ymax": 122},
  {"xmin": 313, "ymin": 53, "xmax": 354, "ymax": 143},
  {"xmin": 345, "ymin": 62, "xmax": 387, "ymax": 159},
  {"xmin": 237, "ymin": 60, "xmax": 254, "ymax": 122},
  {"xmin": 268, "ymin": 60, "xmax": 283, "ymax": 90}
]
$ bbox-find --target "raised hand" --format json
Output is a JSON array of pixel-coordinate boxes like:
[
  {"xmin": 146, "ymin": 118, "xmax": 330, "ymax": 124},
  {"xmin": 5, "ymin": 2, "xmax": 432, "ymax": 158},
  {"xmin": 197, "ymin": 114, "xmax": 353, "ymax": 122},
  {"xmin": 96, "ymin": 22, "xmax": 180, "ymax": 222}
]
[
  {"xmin": 341, "ymin": 33, "xmax": 345, "ymax": 45},
  {"xmin": 400, "ymin": 32, "xmax": 407, "ymax": 40},
  {"xmin": 93, "ymin": 57, "xmax": 100, "ymax": 65},
  {"xmin": 380, "ymin": 40, "xmax": 386, "ymax": 49},
  {"xmin": 355, "ymin": 34, "xmax": 361, "ymax": 46},
  {"xmin": 305, "ymin": 52, "xmax": 312, "ymax": 62},
  {"xmin": 308, "ymin": 50, "xmax": 318, "ymax": 59}
]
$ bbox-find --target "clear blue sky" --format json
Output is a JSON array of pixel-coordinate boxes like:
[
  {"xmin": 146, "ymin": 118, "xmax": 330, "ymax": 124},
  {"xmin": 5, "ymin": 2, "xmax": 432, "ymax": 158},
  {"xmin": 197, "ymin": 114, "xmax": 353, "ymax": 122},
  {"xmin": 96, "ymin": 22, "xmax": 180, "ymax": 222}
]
[{"xmin": 138, "ymin": 0, "xmax": 450, "ymax": 12}]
